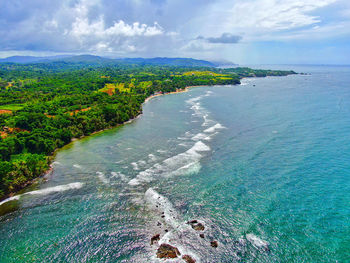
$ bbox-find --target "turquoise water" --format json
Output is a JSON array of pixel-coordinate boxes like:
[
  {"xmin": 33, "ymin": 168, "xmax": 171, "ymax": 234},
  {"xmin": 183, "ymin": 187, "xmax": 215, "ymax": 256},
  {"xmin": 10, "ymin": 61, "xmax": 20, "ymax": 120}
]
[{"xmin": 1, "ymin": 66, "xmax": 350, "ymax": 262}]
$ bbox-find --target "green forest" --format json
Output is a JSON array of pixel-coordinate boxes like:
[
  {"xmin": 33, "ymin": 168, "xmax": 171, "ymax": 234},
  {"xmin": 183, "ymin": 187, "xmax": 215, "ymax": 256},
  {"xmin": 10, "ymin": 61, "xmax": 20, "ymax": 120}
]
[{"xmin": 0, "ymin": 60, "xmax": 295, "ymax": 200}]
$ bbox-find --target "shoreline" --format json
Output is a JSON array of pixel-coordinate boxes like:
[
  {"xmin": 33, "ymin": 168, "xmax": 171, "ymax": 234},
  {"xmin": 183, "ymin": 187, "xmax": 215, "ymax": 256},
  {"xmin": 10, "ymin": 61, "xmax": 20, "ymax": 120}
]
[
  {"xmin": 0, "ymin": 74, "xmax": 292, "ymax": 204},
  {"xmin": 0, "ymin": 84, "xmax": 213, "ymax": 204}
]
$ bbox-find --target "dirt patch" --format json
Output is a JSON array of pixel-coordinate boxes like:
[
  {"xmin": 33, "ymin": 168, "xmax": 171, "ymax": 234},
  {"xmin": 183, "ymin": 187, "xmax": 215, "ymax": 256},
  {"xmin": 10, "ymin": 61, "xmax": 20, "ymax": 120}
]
[
  {"xmin": 0, "ymin": 110, "xmax": 12, "ymax": 115},
  {"xmin": 0, "ymin": 131, "xmax": 8, "ymax": 138},
  {"xmin": 69, "ymin": 107, "xmax": 91, "ymax": 116}
]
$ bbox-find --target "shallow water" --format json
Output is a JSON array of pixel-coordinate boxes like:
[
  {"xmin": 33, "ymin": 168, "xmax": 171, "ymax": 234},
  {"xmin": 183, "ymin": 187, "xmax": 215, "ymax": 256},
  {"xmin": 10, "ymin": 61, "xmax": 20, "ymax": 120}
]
[{"xmin": 1, "ymin": 65, "xmax": 350, "ymax": 262}]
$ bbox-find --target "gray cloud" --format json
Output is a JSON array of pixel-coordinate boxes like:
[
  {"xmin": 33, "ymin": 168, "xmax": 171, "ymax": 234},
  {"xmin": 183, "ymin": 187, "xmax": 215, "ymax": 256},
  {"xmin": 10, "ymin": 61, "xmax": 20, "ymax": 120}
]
[
  {"xmin": 0, "ymin": 0, "xmax": 347, "ymax": 64},
  {"xmin": 198, "ymin": 33, "xmax": 242, "ymax": 44}
]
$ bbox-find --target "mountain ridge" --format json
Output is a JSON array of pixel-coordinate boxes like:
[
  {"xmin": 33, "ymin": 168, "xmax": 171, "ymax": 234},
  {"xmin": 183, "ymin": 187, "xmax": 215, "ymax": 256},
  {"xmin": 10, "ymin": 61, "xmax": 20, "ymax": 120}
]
[{"xmin": 0, "ymin": 55, "xmax": 233, "ymax": 67}]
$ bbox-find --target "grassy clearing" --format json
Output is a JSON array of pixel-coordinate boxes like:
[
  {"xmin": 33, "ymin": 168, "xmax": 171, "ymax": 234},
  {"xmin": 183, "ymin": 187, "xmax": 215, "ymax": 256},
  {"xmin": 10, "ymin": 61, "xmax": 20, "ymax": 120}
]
[
  {"xmin": 0, "ymin": 104, "xmax": 25, "ymax": 111},
  {"xmin": 182, "ymin": 71, "xmax": 224, "ymax": 77},
  {"xmin": 99, "ymin": 83, "xmax": 130, "ymax": 95}
]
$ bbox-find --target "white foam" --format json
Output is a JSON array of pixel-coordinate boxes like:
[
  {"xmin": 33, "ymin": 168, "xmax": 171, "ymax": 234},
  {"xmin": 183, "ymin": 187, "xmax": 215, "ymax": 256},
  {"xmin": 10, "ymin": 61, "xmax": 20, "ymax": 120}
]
[
  {"xmin": 204, "ymin": 123, "xmax": 225, "ymax": 133},
  {"xmin": 189, "ymin": 141, "xmax": 211, "ymax": 152},
  {"xmin": 0, "ymin": 195, "xmax": 21, "ymax": 206},
  {"xmin": 128, "ymin": 178, "xmax": 141, "ymax": 186},
  {"xmin": 0, "ymin": 183, "xmax": 84, "ymax": 207},
  {"xmin": 156, "ymin": 149, "xmax": 167, "ymax": 154},
  {"xmin": 191, "ymin": 133, "xmax": 207, "ymax": 141},
  {"xmin": 96, "ymin": 172, "xmax": 110, "ymax": 184},
  {"xmin": 128, "ymin": 141, "xmax": 210, "ymax": 186},
  {"xmin": 205, "ymin": 90, "xmax": 213, "ymax": 96},
  {"xmin": 145, "ymin": 188, "xmax": 201, "ymax": 262},
  {"xmin": 240, "ymin": 78, "xmax": 254, "ymax": 86},
  {"xmin": 169, "ymin": 161, "xmax": 201, "ymax": 177},
  {"xmin": 73, "ymin": 164, "xmax": 82, "ymax": 169},
  {"xmin": 137, "ymin": 160, "xmax": 147, "ymax": 166},
  {"xmin": 186, "ymin": 96, "xmax": 202, "ymax": 104},
  {"xmin": 111, "ymin": 172, "xmax": 127, "ymax": 181},
  {"xmin": 202, "ymin": 114, "xmax": 214, "ymax": 127},
  {"xmin": 145, "ymin": 188, "xmax": 181, "ymax": 229},
  {"xmin": 148, "ymin": 154, "xmax": 157, "ymax": 162},
  {"xmin": 25, "ymin": 182, "xmax": 83, "ymax": 196},
  {"xmin": 246, "ymin": 234, "xmax": 269, "ymax": 250},
  {"xmin": 131, "ymin": 162, "xmax": 139, "ymax": 170}
]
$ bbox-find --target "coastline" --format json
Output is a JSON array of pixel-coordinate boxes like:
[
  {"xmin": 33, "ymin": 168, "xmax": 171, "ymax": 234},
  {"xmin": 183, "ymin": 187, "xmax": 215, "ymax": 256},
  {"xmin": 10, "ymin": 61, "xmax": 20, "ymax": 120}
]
[
  {"xmin": 0, "ymin": 85, "xmax": 212, "ymax": 204},
  {"xmin": 143, "ymin": 85, "xmax": 199, "ymax": 104},
  {"xmin": 0, "ymin": 74, "xmax": 294, "ymax": 204}
]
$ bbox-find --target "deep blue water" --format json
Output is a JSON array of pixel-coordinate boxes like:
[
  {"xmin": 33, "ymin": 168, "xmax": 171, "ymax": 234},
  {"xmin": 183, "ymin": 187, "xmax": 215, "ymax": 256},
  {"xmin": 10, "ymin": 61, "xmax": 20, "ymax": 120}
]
[{"xmin": 1, "ymin": 65, "xmax": 350, "ymax": 262}]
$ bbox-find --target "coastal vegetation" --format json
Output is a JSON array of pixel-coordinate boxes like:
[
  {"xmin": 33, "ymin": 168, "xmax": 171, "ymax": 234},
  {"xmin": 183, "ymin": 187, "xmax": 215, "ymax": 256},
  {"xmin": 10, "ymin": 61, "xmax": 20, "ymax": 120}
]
[{"xmin": 0, "ymin": 59, "xmax": 295, "ymax": 200}]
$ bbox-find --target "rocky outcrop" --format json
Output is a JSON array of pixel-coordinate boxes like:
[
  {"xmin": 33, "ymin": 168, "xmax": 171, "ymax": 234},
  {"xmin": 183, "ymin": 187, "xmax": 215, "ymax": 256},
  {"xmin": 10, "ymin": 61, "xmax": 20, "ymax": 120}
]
[
  {"xmin": 156, "ymin": 244, "xmax": 181, "ymax": 259},
  {"xmin": 182, "ymin": 255, "xmax": 196, "ymax": 263},
  {"xmin": 210, "ymin": 241, "xmax": 218, "ymax": 248},
  {"xmin": 187, "ymin": 220, "xmax": 205, "ymax": 231},
  {"xmin": 151, "ymin": 234, "xmax": 160, "ymax": 245}
]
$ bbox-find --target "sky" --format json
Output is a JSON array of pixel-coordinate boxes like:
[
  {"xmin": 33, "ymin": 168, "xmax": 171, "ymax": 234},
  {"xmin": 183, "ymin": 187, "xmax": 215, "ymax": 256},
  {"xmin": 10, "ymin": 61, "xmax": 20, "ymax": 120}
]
[{"xmin": 0, "ymin": 0, "xmax": 350, "ymax": 64}]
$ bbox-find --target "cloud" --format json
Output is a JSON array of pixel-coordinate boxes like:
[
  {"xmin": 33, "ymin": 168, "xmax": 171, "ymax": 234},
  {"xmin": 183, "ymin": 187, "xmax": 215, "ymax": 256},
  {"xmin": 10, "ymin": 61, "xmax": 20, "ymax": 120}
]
[
  {"xmin": 0, "ymin": 0, "xmax": 349, "ymax": 64},
  {"xmin": 198, "ymin": 33, "xmax": 242, "ymax": 44},
  {"xmin": 0, "ymin": 0, "xmax": 166, "ymax": 54},
  {"xmin": 197, "ymin": 0, "xmax": 339, "ymax": 39}
]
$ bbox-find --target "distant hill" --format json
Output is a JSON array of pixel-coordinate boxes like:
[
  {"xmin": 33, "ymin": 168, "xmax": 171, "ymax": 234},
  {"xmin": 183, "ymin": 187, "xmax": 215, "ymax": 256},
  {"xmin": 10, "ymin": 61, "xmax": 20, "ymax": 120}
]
[
  {"xmin": 56, "ymin": 55, "xmax": 114, "ymax": 63},
  {"xmin": 0, "ymin": 55, "xmax": 71, "ymax": 63},
  {"xmin": 0, "ymin": 55, "xmax": 220, "ymax": 67},
  {"xmin": 117, "ymin": 57, "xmax": 217, "ymax": 67}
]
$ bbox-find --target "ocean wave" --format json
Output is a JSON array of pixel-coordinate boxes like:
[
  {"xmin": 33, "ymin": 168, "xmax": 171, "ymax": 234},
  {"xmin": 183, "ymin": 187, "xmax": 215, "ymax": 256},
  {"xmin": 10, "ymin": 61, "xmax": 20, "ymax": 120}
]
[
  {"xmin": 73, "ymin": 164, "xmax": 82, "ymax": 169},
  {"xmin": 111, "ymin": 172, "xmax": 127, "ymax": 181},
  {"xmin": 246, "ymin": 234, "xmax": 269, "ymax": 250},
  {"xmin": 128, "ymin": 141, "xmax": 210, "ymax": 186},
  {"xmin": 148, "ymin": 154, "xmax": 158, "ymax": 162},
  {"xmin": 25, "ymin": 182, "xmax": 84, "ymax": 195},
  {"xmin": 191, "ymin": 133, "xmax": 207, "ymax": 141},
  {"xmin": 0, "ymin": 182, "xmax": 84, "ymax": 207},
  {"xmin": 0, "ymin": 195, "xmax": 21, "ymax": 206},
  {"xmin": 131, "ymin": 162, "xmax": 139, "ymax": 170},
  {"xmin": 202, "ymin": 114, "xmax": 213, "ymax": 127},
  {"xmin": 96, "ymin": 172, "xmax": 110, "ymax": 184},
  {"xmin": 204, "ymin": 123, "xmax": 226, "ymax": 133},
  {"xmin": 186, "ymin": 96, "xmax": 202, "ymax": 104},
  {"xmin": 204, "ymin": 90, "xmax": 213, "ymax": 96}
]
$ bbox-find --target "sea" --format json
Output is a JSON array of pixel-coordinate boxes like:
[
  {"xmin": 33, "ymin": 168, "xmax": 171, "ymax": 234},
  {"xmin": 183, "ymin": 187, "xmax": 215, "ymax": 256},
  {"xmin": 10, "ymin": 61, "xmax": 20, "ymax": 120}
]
[{"xmin": 0, "ymin": 65, "xmax": 349, "ymax": 262}]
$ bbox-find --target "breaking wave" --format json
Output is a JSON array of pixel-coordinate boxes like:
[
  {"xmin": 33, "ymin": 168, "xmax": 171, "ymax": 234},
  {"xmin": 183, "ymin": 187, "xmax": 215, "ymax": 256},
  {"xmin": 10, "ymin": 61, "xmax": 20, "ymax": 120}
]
[
  {"xmin": 128, "ymin": 141, "xmax": 210, "ymax": 186},
  {"xmin": 0, "ymin": 182, "xmax": 84, "ymax": 207},
  {"xmin": 96, "ymin": 172, "xmax": 110, "ymax": 184},
  {"xmin": 204, "ymin": 123, "xmax": 226, "ymax": 133}
]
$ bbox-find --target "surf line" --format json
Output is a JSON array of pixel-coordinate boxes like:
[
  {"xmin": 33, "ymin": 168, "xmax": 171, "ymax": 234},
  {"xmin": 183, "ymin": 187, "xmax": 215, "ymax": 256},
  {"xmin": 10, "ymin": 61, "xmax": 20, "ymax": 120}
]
[{"xmin": 0, "ymin": 182, "xmax": 83, "ymax": 206}]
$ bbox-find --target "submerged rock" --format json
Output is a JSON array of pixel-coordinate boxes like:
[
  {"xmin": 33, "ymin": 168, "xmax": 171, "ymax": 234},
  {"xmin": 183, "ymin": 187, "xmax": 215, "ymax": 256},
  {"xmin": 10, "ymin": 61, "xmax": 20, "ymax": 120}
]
[
  {"xmin": 246, "ymin": 234, "xmax": 270, "ymax": 251},
  {"xmin": 182, "ymin": 255, "xmax": 196, "ymax": 263},
  {"xmin": 187, "ymin": 220, "xmax": 205, "ymax": 231},
  {"xmin": 156, "ymin": 244, "xmax": 181, "ymax": 259},
  {"xmin": 151, "ymin": 234, "xmax": 160, "ymax": 245},
  {"xmin": 210, "ymin": 241, "xmax": 218, "ymax": 248}
]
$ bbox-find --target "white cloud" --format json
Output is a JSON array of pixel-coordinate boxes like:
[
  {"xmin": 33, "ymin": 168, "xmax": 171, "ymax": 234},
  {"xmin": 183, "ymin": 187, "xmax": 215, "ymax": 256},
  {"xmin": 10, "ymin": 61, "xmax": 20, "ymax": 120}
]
[
  {"xmin": 66, "ymin": 0, "xmax": 164, "ymax": 52},
  {"xmin": 70, "ymin": 18, "xmax": 163, "ymax": 38},
  {"xmin": 194, "ymin": 0, "xmax": 339, "ymax": 40}
]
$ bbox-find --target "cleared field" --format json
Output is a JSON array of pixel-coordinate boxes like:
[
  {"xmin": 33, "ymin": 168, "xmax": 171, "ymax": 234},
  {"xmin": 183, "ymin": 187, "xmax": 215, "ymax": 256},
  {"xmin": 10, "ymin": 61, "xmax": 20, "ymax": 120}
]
[
  {"xmin": 99, "ymin": 83, "xmax": 130, "ymax": 95},
  {"xmin": 182, "ymin": 71, "xmax": 224, "ymax": 76},
  {"xmin": 0, "ymin": 104, "xmax": 24, "ymax": 111}
]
